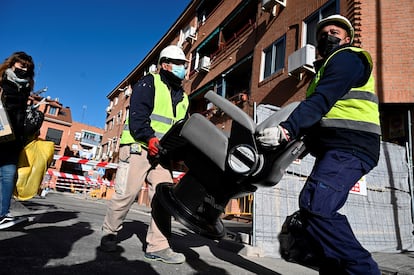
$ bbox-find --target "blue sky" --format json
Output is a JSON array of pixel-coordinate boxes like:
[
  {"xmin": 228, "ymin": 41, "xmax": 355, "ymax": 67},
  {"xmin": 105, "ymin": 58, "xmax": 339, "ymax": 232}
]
[{"xmin": 1, "ymin": 0, "xmax": 191, "ymax": 128}]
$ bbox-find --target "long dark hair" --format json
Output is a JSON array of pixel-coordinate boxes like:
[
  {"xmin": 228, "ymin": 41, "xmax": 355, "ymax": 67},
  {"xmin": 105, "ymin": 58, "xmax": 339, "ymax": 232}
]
[{"xmin": 0, "ymin": 51, "xmax": 35, "ymax": 90}]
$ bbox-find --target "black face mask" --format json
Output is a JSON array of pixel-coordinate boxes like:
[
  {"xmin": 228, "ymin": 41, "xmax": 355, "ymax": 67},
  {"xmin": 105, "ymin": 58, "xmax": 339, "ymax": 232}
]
[
  {"xmin": 317, "ymin": 34, "xmax": 341, "ymax": 58},
  {"xmin": 14, "ymin": 68, "xmax": 29, "ymax": 79}
]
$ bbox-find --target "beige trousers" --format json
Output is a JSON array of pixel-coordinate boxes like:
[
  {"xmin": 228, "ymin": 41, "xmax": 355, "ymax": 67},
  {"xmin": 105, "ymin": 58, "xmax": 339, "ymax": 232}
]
[{"xmin": 102, "ymin": 145, "xmax": 173, "ymax": 252}]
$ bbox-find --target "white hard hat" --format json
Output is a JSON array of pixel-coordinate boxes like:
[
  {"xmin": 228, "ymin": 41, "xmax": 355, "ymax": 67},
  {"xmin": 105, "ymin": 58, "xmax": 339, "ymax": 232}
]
[
  {"xmin": 158, "ymin": 45, "xmax": 188, "ymax": 64},
  {"xmin": 317, "ymin": 14, "xmax": 355, "ymax": 43}
]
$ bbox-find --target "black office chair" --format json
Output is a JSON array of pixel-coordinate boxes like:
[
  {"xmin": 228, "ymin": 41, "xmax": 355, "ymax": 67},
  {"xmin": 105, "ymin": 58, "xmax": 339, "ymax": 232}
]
[{"xmin": 154, "ymin": 90, "xmax": 307, "ymax": 239}]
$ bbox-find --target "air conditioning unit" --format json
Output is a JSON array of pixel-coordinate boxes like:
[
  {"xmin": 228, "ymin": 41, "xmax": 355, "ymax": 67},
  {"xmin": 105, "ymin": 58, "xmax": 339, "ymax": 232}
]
[
  {"xmin": 124, "ymin": 85, "xmax": 132, "ymax": 97},
  {"xmin": 262, "ymin": 0, "xmax": 286, "ymax": 11},
  {"xmin": 148, "ymin": 64, "xmax": 157, "ymax": 73},
  {"xmin": 183, "ymin": 25, "xmax": 197, "ymax": 42},
  {"xmin": 198, "ymin": 56, "xmax": 211, "ymax": 72},
  {"xmin": 288, "ymin": 44, "xmax": 316, "ymax": 76}
]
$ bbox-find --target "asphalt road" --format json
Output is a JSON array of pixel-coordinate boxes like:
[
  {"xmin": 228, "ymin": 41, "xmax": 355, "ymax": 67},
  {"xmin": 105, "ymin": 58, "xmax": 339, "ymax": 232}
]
[
  {"xmin": 1, "ymin": 191, "xmax": 318, "ymax": 275},
  {"xmin": 3, "ymin": 191, "xmax": 413, "ymax": 275}
]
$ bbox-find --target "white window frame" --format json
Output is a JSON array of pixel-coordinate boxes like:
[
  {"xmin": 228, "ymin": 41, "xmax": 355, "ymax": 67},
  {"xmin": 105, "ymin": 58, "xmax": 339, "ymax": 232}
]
[
  {"xmin": 302, "ymin": 0, "xmax": 339, "ymax": 48},
  {"xmin": 260, "ymin": 35, "xmax": 286, "ymax": 81}
]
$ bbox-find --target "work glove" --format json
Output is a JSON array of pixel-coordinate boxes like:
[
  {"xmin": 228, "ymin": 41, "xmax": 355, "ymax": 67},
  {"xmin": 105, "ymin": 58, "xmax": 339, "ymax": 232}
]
[
  {"xmin": 257, "ymin": 125, "xmax": 290, "ymax": 148},
  {"xmin": 148, "ymin": 137, "xmax": 160, "ymax": 156}
]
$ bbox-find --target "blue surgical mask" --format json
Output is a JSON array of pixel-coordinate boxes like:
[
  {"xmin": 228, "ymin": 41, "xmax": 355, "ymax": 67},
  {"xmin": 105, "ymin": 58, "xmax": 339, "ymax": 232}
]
[{"xmin": 171, "ymin": 64, "xmax": 186, "ymax": 80}]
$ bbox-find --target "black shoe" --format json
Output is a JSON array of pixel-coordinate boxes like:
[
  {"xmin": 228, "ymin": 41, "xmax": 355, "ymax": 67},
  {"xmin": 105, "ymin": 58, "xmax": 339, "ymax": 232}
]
[{"xmin": 99, "ymin": 234, "xmax": 117, "ymax": 252}]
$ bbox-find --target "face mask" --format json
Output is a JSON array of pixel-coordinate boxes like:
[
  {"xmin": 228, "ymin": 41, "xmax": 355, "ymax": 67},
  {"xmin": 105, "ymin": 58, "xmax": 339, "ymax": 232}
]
[
  {"xmin": 317, "ymin": 34, "xmax": 341, "ymax": 58},
  {"xmin": 171, "ymin": 64, "xmax": 186, "ymax": 80},
  {"xmin": 14, "ymin": 67, "xmax": 29, "ymax": 79}
]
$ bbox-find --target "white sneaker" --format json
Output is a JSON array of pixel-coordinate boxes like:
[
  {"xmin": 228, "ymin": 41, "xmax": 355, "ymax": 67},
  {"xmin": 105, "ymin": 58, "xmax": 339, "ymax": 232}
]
[{"xmin": 0, "ymin": 214, "xmax": 26, "ymax": 230}]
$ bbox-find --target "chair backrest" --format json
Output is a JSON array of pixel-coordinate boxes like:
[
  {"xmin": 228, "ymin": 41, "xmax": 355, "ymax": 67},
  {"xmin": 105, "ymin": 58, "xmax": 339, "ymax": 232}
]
[
  {"xmin": 205, "ymin": 91, "xmax": 300, "ymax": 135},
  {"xmin": 205, "ymin": 91, "xmax": 256, "ymax": 134},
  {"xmin": 180, "ymin": 113, "xmax": 228, "ymax": 170},
  {"xmin": 255, "ymin": 102, "xmax": 300, "ymax": 133}
]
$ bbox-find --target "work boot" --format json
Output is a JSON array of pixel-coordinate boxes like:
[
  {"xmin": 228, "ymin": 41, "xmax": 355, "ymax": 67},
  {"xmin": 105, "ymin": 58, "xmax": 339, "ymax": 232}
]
[
  {"xmin": 99, "ymin": 234, "xmax": 117, "ymax": 252},
  {"xmin": 144, "ymin": 248, "xmax": 185, "ymax": 264}
]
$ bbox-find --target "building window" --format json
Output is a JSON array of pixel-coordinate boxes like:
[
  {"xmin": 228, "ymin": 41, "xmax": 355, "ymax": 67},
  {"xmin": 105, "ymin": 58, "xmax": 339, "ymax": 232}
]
[
  {"xmin": 107, "ymin": 100, "xmax": 113, "ymax": 112},
  {"xmin": 46, "ymin": 128, "xmax": 63, "ymax": 145},
  {"xmin": 196, "ymin": 0, "xmax": 221, "ymax": 26},
  {"xmin": 75, "ymin": 132, "xmax": 81, "ymax": 141},
  {"xmin": 304, "ymin": 0, "xmax": 338, "ymax": 46},
  {"xmin": 109, "ymin": 118, "xmax": 114, "ymax": 130},
  {"xmin": 49, "ymin": 106, "xmax": 58, "ymax": 115},
  {"xmin": 82, "ymin": 131, "xmax": 102, "ymax": 146},
  {"xmin": 262, "ymin": 35, "xmax": 286, "ymax": 80},
  {"xmin": 83, "ymin": 131, "xmax": 93, "ymax": 140},
  {"xmin": 124, "ymin": 108, "xmax": 129, "ymax": 124},
  {"xmin": 190, "ymin": 51, "xmax": 199, "ymax": 73},
  {"xmin": 116, "ymin": 111, "xmax": 122, "ymax": 125}
]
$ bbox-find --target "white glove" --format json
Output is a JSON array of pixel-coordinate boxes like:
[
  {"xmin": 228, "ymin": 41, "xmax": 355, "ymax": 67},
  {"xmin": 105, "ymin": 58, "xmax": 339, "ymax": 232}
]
[{"xmin": 257, "ymin": 125, "xmax": 290, "ymax": 148}]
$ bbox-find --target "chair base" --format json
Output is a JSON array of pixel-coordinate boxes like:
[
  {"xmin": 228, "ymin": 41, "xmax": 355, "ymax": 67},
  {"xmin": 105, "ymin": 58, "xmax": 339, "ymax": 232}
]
[{"xmin": 156, "ymin": 182, "xmax": 225, "ymax": 240}]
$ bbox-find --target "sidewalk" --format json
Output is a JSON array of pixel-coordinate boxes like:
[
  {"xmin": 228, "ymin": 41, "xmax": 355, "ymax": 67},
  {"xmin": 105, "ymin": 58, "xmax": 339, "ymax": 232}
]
[
  {"xmin": 130, "ymin": 200, "xmax": 414, "ymax": 275},
  {"xmin": 3, "ymin": 191, "xmax": 414, "ymax": 275}
]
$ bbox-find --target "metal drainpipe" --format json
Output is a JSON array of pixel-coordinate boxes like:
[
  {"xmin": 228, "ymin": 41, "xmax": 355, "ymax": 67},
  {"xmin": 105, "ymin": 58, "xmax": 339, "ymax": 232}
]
[
  {"xmin": 252, "ymin": 101, "xmax": 257, "ymax": 247},
  {"xmin": 407, "ymin": 109, "xmax": 414, "ymax": 230}
]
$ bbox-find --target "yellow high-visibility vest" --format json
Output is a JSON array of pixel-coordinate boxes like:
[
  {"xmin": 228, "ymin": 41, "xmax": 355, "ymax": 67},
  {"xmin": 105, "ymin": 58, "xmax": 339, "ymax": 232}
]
[
  {"xmin": 120, "ymin": 73, "xmax": 189, "ymax": 146},
  {"xmin": 307, "ymin": 47, "xmax": 380, "ymax": 134}
]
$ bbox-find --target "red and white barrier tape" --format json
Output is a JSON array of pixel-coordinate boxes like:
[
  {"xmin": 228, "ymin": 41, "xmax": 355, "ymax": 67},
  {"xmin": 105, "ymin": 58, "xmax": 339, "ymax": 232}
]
[
  {"xmin": 53, "ymin": 155, "xmax": 118, "ymax": 169},
  {"xmin": 47, "ymin": 169, "xmax": 113, "ymax": 186},
  {"xmin": 55, "ymin": 177, "xmax": 100, "ymax": 186},
  {"xmin": 53, "ymin": 182, "xmax": 101, "ymax": 193}
]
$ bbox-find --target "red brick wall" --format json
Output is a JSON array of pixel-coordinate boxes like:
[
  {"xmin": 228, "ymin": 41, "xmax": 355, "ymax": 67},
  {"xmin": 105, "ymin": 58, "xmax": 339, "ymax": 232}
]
[
  {"xmin": 39, "ymin": 120, "xmax": 70, "ymax": 171},
  {"xmin": 102, "ymin": 90, "xmax": 131, "ymax": 162},
  {"xmin": 251, "ymin": 0, "xmax": 329, "ymax": 107},
  {"xmin": 193, "ymin": 0, "xmax": 242, "ymax": 50},
  {"xmin": 360, "ymin": 0, "xmax": 414, "ymax": 103}
]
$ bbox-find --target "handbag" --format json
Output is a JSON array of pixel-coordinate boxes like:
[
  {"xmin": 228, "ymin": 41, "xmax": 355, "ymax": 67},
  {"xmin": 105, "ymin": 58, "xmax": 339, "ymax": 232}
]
[
  {"xmin": 14, "ymin": 138, "xmax": 54, "ymax": 200},
  {"xmin": 0, "ymin": 87, "xmax": 15, "ymax": 143},
  {"xmin": 24, "ymin": 105, "xmax": 44, "ymax": 137},
  {"xmin": 279, "ymin": 210, "xmax": 322, "ymax": 268}
]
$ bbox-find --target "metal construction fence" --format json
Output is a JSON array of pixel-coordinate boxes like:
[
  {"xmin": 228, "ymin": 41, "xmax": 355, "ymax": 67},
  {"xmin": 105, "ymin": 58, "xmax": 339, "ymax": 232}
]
[{"xmin": 253, "ymin": 141, "xmax": 414, "ymax": 258}]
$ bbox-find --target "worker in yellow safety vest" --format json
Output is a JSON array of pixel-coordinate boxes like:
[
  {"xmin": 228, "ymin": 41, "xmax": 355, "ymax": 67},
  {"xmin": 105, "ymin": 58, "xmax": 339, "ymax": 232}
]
[
  {"xmin": 257, "ymin": 15, "xmax": 381, "ymax": 274},
  {"xmin": 101, "ymin": 45, "xmax": 189, "ymax": 264}
]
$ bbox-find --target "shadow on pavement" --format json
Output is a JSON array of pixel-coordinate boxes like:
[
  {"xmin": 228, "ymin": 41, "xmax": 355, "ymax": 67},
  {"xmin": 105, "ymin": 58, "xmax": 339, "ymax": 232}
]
[
  {"xmin": 0, "ymin": 211, "xmax": 158, "ymax": 275},
  {"xmin": 121, "ymin": 220, "xmax": 280, "ymax": 275},
  {"xmin": 2, "ymin": 195, "xmax": 280, "ymax": 274}
]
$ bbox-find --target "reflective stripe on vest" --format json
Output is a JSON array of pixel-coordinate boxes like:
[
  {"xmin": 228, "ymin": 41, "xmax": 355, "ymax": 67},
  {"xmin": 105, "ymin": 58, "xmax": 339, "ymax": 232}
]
[
  {"xmin": 307, "ymin": 47, "xmax": 381, "ymax": 135},
  {"xmin": 119, "ymin": 73, "xmax": 189, "ymax": 147}
]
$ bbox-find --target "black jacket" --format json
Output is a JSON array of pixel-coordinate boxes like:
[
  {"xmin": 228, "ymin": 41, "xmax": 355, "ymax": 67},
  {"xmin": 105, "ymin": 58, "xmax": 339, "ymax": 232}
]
[
  {"xmin": 280, "ymin": 47, "xmax": 380, "ymax": 165},
  {"xmin": 0, "ymin": 75, "xmax": 31, "ymax": 165},
  {"xmin": 128, "ymin": 71, "xmax": 186, "ymax": 143}
]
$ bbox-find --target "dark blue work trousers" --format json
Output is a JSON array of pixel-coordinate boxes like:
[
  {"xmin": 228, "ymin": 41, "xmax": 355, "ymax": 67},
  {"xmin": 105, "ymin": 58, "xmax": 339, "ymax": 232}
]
[{"xmin": 299, "ymin": 150, "xmax": 381, "ymax": 275}]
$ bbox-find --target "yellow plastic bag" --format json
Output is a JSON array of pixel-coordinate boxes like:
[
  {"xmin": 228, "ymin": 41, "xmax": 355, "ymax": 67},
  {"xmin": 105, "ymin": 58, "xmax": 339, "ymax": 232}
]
[{"xmin": 14, "ymin": 139, "xmax": 54, "ymax": 200}]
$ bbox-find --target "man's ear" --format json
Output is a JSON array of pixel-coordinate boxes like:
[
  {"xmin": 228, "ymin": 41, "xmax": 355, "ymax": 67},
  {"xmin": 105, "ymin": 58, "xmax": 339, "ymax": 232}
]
[
  {"xmin": 160, "ymin": 62, "xmax": 169, "ymax": 70},
  {"xmin": 344, "ymin": 36, "xmax": 351, "ymax": 44}
]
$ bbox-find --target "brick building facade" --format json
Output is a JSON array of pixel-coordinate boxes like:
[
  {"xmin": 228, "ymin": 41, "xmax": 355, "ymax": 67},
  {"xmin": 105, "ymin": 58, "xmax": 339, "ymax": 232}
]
[
  {"xmin": 30, "ymin": 94, "xmax": 104, "ymax": 175},
  {"xmin": 102, "ymin": 0, "xmax": 414, "ymax": 180}
]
